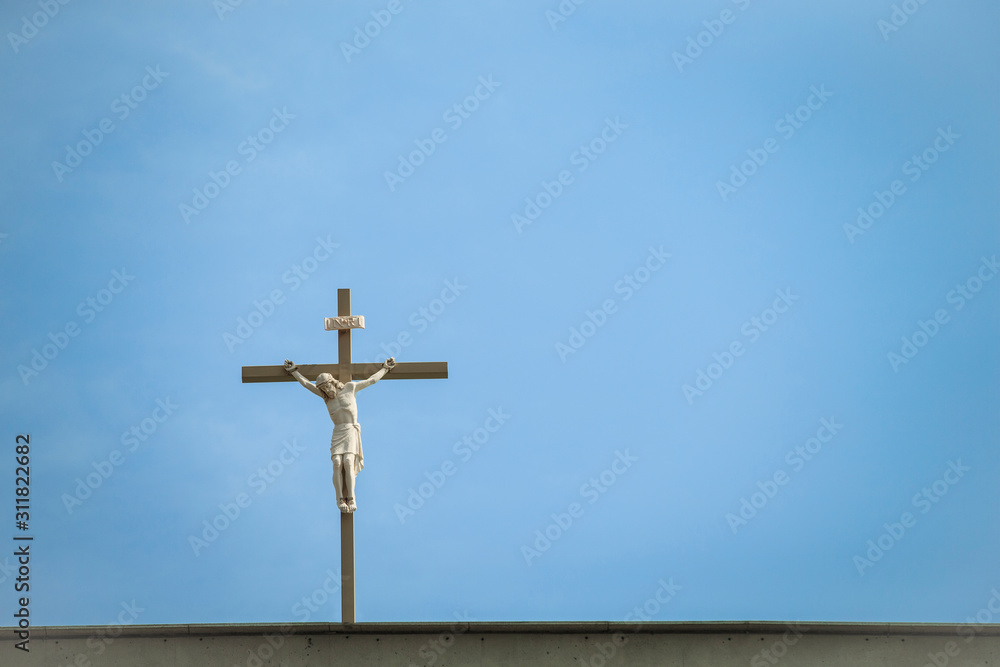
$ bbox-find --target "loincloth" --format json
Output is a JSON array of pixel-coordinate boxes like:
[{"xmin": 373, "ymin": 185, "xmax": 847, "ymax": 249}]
[{"xmin": 330, "ymin": 422, "xmax": 364, "ymax": 472}]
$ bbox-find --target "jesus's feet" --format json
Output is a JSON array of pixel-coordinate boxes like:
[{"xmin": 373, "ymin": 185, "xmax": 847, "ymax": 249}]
[
  {"xmin": 337, "ymin": 498, "xmax": 350, "ymax": 513},
  {"xmin": 347, "ymin": 498, "xmax": 357, "ymax": 513}
]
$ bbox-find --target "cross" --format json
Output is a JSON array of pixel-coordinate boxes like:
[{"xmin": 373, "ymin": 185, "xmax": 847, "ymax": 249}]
[{"xmin": 241, "ymin": 288, "xmax": 448, "ymax": 623}]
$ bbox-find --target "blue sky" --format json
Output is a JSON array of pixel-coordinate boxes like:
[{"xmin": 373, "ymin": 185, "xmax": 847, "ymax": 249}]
[{"xmin": 1, "ymin": 0, "xmax": 998, "ymax": 628}]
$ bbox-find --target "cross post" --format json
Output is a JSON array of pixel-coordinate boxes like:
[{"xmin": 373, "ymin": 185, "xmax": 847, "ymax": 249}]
[
  {"xmin": 241, "ymin": 288, "xmax": 448, "ymax": 624},
  {"xmin": 336, "ymin": 288, "xmax": 355, "ymax": 623}
]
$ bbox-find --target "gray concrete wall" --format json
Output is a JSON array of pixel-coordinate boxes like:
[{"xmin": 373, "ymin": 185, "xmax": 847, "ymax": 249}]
[{"xmin": 5, "ymin": 621, "xmax": 1000, "ymax": 666}]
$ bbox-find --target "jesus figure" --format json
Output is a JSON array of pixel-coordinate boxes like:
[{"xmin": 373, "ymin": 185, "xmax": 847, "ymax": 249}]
[{"xmin": 283, "ymin": 357, "xmax": 395, "ymax": 513}]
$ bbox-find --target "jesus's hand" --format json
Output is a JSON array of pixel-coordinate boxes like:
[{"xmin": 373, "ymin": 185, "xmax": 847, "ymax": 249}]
[{"xmin": 284, "ymin": 359, "xmax": 297, "ymax": 372}]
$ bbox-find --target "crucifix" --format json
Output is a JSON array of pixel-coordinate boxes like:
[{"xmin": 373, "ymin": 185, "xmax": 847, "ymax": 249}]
[{"xmin": 241, "ymin": 288, "xmax": 448, "ymax": 623}]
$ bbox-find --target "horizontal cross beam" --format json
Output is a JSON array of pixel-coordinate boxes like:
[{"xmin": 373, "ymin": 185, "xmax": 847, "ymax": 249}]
[{"xmin": 242, "ymin": 362, "xmax": 448, "ymax": 384}]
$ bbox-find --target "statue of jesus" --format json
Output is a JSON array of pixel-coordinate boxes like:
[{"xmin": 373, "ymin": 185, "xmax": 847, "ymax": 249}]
[{"xmin": 283, "ymin": 357, "xmax": 395, "ymax": 513}]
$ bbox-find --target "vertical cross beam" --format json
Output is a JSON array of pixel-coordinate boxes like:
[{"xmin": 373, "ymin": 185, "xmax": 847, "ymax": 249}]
[{"xmin": 337, "ymin": 288, "xmax": 356, "ymax": 624}]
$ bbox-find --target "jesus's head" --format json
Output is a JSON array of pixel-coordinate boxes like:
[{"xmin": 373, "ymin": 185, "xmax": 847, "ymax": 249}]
[{"xmin": 315, "ymin": 373, "xmax": 343, "ymax": 397}]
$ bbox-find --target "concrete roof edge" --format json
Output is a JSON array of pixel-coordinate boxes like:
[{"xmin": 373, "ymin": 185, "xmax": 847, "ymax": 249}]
[{"xmin": 12, "ymin": 621, "xmax": 1000, "ymax": 639}]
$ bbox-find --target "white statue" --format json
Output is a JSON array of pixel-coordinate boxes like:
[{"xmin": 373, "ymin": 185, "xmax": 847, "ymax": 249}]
[{"xmin": 283, "ymin": 357, "xmax": 395, "ymax": 513}]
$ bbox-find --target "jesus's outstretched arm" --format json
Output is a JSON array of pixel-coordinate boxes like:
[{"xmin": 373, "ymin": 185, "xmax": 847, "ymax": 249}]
[
  {"xmin": 283, "ymin": 359, "xmax": 325, "ymax": 398},
  {"xmin": 354, "ymin": 358, "xmax": 395, "ymax": 391}
]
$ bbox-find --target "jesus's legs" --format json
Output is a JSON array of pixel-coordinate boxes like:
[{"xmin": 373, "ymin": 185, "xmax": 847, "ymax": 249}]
[
  {"xmin": 332, "ymin": 455, "xmax": 349, "ymax": 512},
  {"xmin": 343, "ymin": 453, "xmax": 357, "ymax": 512}
]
